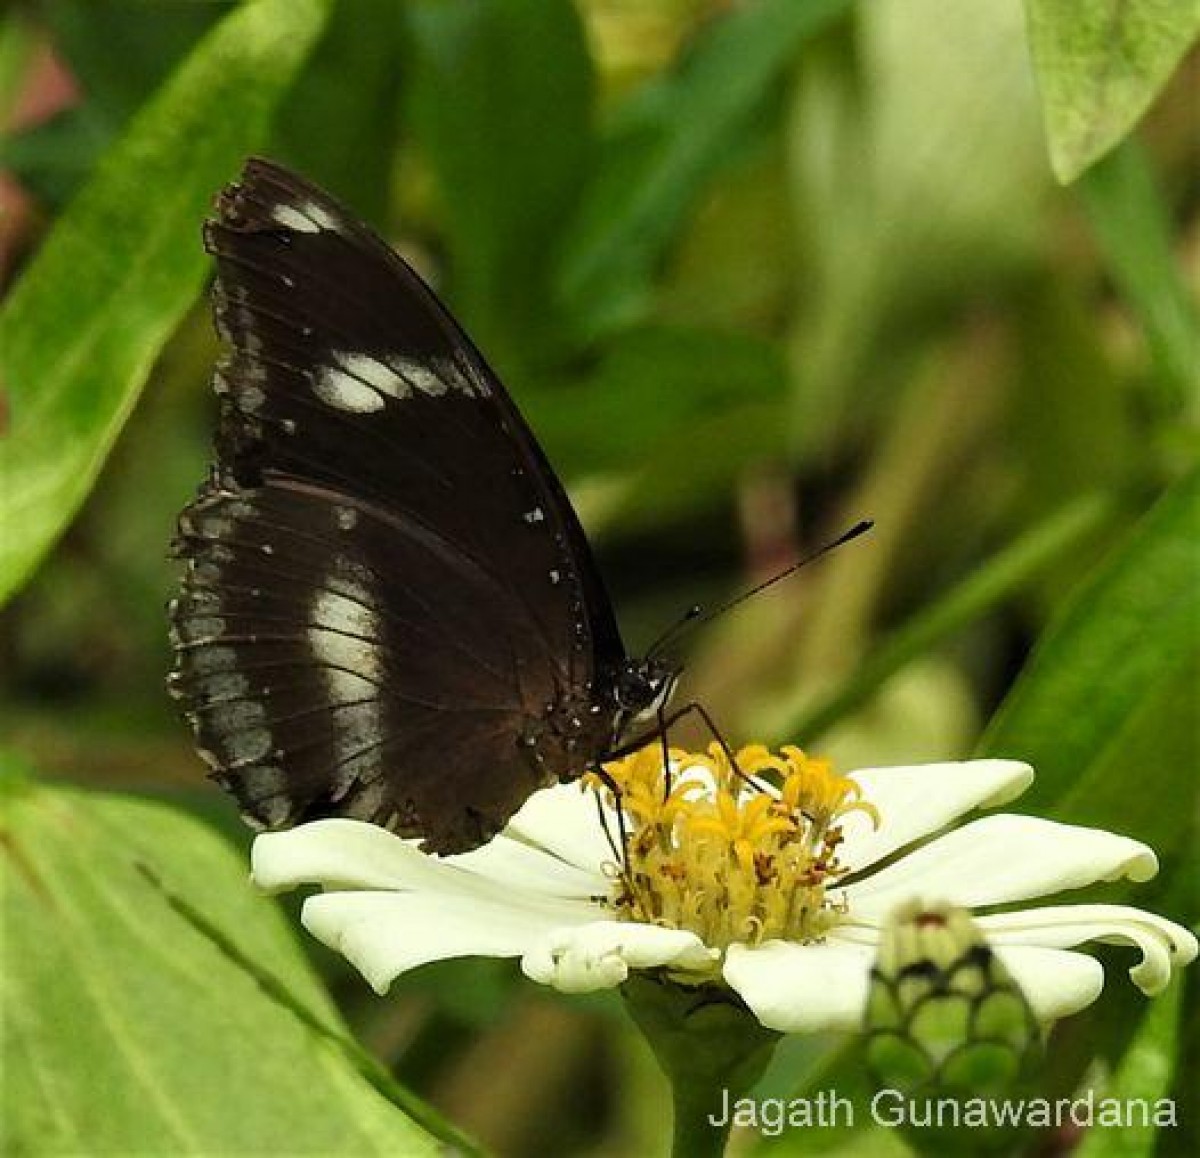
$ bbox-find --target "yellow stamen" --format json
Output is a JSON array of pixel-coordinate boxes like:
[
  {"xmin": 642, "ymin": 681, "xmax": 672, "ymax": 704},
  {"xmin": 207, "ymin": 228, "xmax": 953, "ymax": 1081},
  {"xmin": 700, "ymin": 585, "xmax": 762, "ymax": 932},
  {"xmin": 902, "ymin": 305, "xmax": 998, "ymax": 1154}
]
[{"xmin": 592, "ymin": 742, "xmax": 880, "ymax": 951}]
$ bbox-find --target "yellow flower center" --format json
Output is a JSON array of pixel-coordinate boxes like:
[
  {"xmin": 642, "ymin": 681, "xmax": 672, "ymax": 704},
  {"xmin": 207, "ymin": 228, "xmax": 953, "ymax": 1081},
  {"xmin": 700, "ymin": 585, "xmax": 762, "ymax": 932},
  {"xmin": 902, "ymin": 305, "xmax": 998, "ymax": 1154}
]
[{"xmin": 587, "ymin": 744, "xmax": 880, "ymax": 951}]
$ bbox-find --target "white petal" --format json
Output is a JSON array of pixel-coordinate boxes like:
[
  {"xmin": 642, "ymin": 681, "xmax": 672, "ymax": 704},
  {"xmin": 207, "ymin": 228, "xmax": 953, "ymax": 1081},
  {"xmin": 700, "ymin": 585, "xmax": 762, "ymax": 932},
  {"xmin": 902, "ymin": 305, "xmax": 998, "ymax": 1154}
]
[
  {"xmin": 445, "ymin": 832, "xmax": 608, "ymax": 900},
  {"xmin": 252, "ymin": 818, "xmax": 594, "ymax": 923},
  {"xmin": 722, "ymin": 935, "xmax": 1107, "ymax": 1034},
  {"xmin": 521, "ymin": 920, "xmax": 716, "ymax": 994},
  {"xmin": 722, "ymin": 940, "xmax": 875, "ymax": 1032},
  {"xmin": 504, "ymin": 783, "xmax": 616, "ymax": 876},
  {"xmin": 991, "ymin": 946, "xmax": 1105, "ymax": 1021},
  {"xmin": 252, "ymin": 819, "xmax": 449, "ymax": 893},
  {"xmin": 301, "ymin": 889, "xmax": 599, "ymax": 995},
  {"xmin": 977, "ymin": 905, "xmax": 1198, "ymax": 996},
  {"xmin": 840, "ymin": 760, "xmax": 1034, "ymax": 872},
  {"xmin": 845, "ymin": 814, "xmax": 1157, "ymax": 916}
]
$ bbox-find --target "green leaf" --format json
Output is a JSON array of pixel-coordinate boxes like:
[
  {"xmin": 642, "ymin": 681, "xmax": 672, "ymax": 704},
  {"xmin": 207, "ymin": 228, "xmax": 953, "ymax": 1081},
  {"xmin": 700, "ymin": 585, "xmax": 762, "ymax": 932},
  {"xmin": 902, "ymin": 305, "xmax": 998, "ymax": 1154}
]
[
  {"xmin": 275, "ymin": 0, "xmax": 407, "ymax": 227},
  {"xmin": 5, "ymin": 1, "xmax": 230, "ymax": 206},
  {"xmin": 556, "ymin": 0, "xmax": 852, "ymax": 344},
  {"xmin": 41, "ymin": 0, "xmax": 229, "ymax": 126},
  {"xmin": 1074, "ymin": 978, "xmax": 1185, "ymax": 1158},
  {"xmin": 0, "ymin": 0, "xmax": 329, "ymax": 610},
  {"xmin": 1023, "ymin": 0, "xmax": 1200, "ymax": 183},
  {"xmin": 0, "ymin": 768, "xmax": 459, "ymax": 1154},
  {"xmin": 1078, "ymin": 142, "xmax": 1200, "ymax": 413},
  {"xmin": 1050, "ymin": 653, "xmax": 1199, "ymax": 854},
  {"xmin": 0, "ymin": 105, "xmax": 112, "ymax": 210},
  {"xmin": 402, "ymin": 0, "xmax": 594, "ymax": 369},
  {"xmin": 980, "ymin": 470, "xmax": 1200, "ymax": 834},
  {"xmin": 527, "ymin": 325, "xmax": 787, "ymax": 476}
]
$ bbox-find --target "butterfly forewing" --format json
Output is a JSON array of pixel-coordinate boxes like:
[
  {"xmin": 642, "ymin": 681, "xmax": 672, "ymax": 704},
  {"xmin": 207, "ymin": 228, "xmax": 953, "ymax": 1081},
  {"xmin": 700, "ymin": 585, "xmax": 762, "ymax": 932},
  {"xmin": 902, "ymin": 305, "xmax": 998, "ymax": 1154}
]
[{"xmin": 170, "ymin": 158, "xmax": 626, "ymax": 853}]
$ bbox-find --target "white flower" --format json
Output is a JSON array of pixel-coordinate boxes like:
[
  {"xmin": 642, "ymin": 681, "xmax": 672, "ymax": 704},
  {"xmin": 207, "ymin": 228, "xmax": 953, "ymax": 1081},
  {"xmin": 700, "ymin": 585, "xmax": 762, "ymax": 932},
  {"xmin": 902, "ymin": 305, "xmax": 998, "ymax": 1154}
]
[{"xmin": 250, "ymin": 746, "xmax": 1196, "ymax": 1034}]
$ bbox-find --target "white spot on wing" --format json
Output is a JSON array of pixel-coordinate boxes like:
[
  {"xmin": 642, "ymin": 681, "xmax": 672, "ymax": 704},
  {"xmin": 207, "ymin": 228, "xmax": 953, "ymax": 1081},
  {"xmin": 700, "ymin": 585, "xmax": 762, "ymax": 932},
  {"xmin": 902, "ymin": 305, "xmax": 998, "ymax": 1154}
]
[
  {"xmin": 310, "ymin": 587, "xmax": 385, "ymax": 780},
  {"xmin": 228, "ymin": 726, "xmax": 273, "ymax": 764},
  {"xmin": 338, "ymin": 352, "xmax": 404, "ymax": 394},
  {"xmin": 252, "ymin": 766, "xmax": 290, "ymax": 821},
  {"xmin": 271, "ymin": 201, "xmax": 341, "ymax": 234},
  {"xmin": 313, "ymin": 366, "xmax": 386, "ymax": 413},
  {"xmin": 176, "ymin": 615, "xmax": 226, "ymax": 645},
  {"xmin": 387, "ymin": 355, "xmax": 451, "ymax": 397},
  {"xmin": 312, "ymin": 588, "xmax": 376, "ymax": 643},
  {"xmin": 271, "ymin": 205, "xmax": 317, "ymax": 232},
  {"xmin": 240, "ymin": 385, "xmax": 266, "ymax": 413},
  {"xmin": 220, "ymin": 699, "xmax": 268, "ymax": 730},
  {"xmin": 316, "ymin": 349, "xmax": 481, "ymax": 405}
]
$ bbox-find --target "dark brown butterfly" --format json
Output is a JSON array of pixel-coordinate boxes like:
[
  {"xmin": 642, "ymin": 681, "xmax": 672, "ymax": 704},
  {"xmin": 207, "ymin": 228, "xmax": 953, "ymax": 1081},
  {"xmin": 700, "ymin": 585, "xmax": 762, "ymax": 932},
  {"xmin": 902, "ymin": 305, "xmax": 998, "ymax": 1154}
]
[{"xmin": 168, "ymin": 159, "xmax": 678, "ymax": 854}]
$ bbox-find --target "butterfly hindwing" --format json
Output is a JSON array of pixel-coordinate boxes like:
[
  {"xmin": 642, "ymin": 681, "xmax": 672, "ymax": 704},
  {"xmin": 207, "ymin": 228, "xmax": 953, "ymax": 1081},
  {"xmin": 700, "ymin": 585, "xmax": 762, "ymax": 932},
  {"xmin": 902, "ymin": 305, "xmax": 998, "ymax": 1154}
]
[{"xmin": 170, "ymin": 158, "xmax": 625, "ymax": 852}]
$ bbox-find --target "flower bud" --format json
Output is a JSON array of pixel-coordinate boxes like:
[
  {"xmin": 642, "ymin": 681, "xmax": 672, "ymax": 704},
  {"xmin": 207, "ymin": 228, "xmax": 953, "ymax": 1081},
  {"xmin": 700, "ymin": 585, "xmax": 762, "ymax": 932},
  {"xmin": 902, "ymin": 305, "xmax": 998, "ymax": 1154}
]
[{"xmin": 865, "ymin": 899, "xmax": 1040, "ymax": 1094}]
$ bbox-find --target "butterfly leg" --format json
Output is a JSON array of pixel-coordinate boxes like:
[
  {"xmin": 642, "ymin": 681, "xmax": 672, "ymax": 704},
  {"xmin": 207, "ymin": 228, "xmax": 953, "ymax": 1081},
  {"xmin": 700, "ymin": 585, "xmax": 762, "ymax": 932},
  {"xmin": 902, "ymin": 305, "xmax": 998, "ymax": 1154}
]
[
  {"xmin": 672, "ymin": 701, "xmax": 757, "ymax": 791},
  {"xmin": 657, "ymin": 705, "xmax": 673, "ymax": 800},
  {"xmin": 592, "ymin": 766, "xmax": 634, "ymax": 886},
  {"xmin": 607, "ymin": 702, "xmax": 762, "ymax": 792}
]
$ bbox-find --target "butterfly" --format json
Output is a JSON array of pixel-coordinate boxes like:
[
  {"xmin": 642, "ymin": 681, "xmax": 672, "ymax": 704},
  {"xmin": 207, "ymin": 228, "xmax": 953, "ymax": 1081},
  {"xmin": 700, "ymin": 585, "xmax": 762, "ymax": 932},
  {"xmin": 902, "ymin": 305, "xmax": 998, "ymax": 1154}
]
[{"xmin": 168, "ymin": 158, "xmax": 681, "ymax": 855}]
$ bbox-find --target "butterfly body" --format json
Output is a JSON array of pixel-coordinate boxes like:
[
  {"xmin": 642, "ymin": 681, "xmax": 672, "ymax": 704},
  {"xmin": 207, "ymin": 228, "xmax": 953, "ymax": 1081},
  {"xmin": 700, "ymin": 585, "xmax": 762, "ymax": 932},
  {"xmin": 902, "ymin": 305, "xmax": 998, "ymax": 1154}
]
[{"xmin": 169, "ymin": 159, "xmax": 672, "ymax": 854}]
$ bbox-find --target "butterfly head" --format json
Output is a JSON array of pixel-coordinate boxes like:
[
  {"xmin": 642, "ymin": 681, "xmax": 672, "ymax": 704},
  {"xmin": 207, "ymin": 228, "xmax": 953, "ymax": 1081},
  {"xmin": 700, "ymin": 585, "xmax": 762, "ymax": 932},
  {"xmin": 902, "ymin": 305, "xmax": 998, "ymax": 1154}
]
[{"xmin": 612, "ymin": 656, "xmax": 679, "ymax": 734}]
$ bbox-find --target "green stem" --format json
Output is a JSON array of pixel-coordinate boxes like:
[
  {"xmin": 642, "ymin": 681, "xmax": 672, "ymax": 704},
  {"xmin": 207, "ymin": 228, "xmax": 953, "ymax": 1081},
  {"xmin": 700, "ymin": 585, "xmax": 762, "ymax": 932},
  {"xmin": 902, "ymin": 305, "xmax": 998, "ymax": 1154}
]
[
  {"xmin": 666, "ymin": 1063, "xmax": 739, "ymax": 1158},
  {"xmin": 623, "ymin": 975, "xmax": 780, "ymax": 1158}
]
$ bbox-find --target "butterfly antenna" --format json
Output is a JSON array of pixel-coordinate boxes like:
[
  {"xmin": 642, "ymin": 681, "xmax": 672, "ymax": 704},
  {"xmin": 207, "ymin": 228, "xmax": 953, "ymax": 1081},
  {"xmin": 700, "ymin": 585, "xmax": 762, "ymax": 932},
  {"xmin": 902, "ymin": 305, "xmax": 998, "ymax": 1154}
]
[
  {"xmin": 648, "ymin": 520, "xmax": 874, "ymax": 658},
  {"xmin": 702, "ymin": 519, "xmax": 873, "ymax": 627},
  {"xmin": 646, "ymin": 604, "xmax": 704, "ymax": 660}
]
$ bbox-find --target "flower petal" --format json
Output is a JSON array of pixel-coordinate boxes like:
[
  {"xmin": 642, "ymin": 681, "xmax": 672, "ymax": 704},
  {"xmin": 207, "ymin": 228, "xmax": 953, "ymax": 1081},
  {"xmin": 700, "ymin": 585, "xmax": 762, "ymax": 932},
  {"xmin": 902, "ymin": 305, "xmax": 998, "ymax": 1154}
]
[
  {"xmin": 521, "ymin": 920, "xmax": 716, "ymax": 994},
  {"xmin": 722, "ymin": 940, "xmax": 874, "ymax": 1032},
  {"xmin": 301, "ymin": 889, "xmax": 597, "ymax": 995},
  {"xmin": 845, "ymin": 814, "xmax": 1157, "ymax": 916},
  {"xmin": 841, "ymin": 760, "xmax": 1034, "ymax": 872},
  {"xmin": 722, "ymin": 935, "xmax": 1107, "ymax": 1034},
  {"xmin": 977, "ymin": 905, "xmax": 1198, "ymax": 996},
  {"xmin": 251, "ymin": 818, "xmax": 595, "ymax": 922},
  {"xmin": 446, "ymin": 832, "xmax": 607, "ymax": 900},
  {"xmin": 504, "ymin": 783, "xmax": 616, "ymax": 876},
  {"xmin": 991, "ymin": 946, "xmax": 1104, "ymax": 1021},
  {"xmin": 252, "ymin": 818, "xmax": 448, "ymax": 893}
]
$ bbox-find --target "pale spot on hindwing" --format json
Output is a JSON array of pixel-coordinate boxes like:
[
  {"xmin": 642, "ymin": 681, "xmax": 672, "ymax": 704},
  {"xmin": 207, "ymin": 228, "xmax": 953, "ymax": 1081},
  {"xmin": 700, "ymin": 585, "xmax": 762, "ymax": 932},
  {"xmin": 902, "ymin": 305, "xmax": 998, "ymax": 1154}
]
[
  {"xmin": 308, "ymin": 584, "xmax": 385, "ymax": 797},
  {"xmin": 309, "ymin": 589, "xmax": 383, "ymax": 678}
]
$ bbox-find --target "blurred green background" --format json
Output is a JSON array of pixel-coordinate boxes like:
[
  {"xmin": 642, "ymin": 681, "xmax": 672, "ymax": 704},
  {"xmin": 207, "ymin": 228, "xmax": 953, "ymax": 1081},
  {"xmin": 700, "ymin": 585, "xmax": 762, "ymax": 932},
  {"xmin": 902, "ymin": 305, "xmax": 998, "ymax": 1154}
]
[{"xmin": 1, "ymin": 1, "xmax": 1196, "ymax": 1155}]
